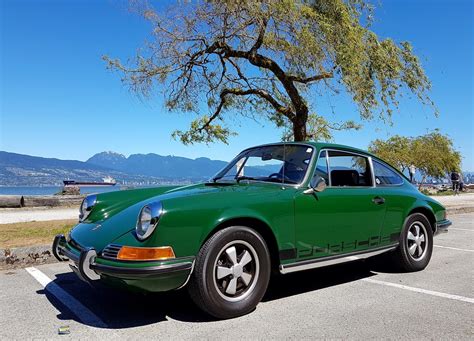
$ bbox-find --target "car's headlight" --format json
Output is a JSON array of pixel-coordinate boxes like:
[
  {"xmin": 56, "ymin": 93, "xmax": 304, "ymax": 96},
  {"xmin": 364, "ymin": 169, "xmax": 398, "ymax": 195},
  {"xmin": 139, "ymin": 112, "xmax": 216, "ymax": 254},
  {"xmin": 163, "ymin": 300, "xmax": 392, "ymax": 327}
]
[
  {"xmin": 136, "ymin": 201, "xmax": 163, "ymax": 241},
  {"xmin": 79, "ymin": 195, "xmax": 97, "ymax": 222}
]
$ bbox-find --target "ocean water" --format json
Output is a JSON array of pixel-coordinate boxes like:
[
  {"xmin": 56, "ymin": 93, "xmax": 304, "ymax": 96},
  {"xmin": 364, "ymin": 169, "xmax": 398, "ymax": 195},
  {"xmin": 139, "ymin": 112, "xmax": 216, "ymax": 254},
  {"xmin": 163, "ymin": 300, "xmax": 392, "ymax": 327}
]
[{"xmin": 0, "ymin": 186, "xmax": 122, "ymax": 196}]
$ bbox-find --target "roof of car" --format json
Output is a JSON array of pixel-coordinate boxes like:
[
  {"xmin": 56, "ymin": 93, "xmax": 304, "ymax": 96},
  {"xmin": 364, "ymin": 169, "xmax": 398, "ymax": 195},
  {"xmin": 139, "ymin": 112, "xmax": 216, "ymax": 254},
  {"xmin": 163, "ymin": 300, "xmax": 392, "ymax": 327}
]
[{"xmin": 252, "ymin": 141, "xmax": 376, "ymax": 158}]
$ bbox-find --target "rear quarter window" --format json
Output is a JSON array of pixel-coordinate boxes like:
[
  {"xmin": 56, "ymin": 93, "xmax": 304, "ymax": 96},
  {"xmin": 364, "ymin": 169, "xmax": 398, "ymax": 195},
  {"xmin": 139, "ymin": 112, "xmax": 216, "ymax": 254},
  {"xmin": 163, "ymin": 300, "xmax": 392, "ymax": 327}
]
[{"xmin": 373, "ymin": 160, "xmax": 404, "ymax": 186}]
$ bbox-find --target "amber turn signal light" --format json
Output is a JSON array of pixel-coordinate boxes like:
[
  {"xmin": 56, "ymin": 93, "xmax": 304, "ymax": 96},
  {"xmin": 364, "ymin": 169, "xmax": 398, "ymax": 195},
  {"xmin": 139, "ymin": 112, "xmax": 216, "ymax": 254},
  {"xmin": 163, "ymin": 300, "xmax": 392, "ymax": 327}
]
[{"xmin": 117, "ymin": 246, "xmax": 175, "ymax": 261}]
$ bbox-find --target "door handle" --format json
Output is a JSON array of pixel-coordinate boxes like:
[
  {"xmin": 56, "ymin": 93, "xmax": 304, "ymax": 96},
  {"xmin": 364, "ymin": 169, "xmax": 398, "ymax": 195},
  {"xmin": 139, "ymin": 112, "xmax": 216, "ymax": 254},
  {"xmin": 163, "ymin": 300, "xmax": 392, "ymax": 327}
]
[{"xmin": 372, "ymin": 196, "xmax": 385, "ymax": 205}]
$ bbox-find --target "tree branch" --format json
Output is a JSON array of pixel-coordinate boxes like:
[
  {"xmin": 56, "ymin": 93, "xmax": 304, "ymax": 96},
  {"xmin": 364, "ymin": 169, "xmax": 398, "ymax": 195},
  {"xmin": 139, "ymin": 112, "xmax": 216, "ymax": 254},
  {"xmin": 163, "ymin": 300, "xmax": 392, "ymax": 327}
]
[
  {"xmin": 204, "ymin": 41, "xmax": 308, "ymax": 120},
  {"xmin": 198, "ymin": 87, "xmax": 294, "ymax": 134},
  {"xmin": 288, "ymin": 72, "xmax": 333, "ymax": 83},
  {"xmin": 222, "ymin": 88, "xmax": 294, "ymax": 119},
  {"xmin": 250, "ymin": 18, "xmax": 268, "ymax": 53},
  {"xmin": 225, "ymin": 57, "xmax": 251, "ymax": 88}
]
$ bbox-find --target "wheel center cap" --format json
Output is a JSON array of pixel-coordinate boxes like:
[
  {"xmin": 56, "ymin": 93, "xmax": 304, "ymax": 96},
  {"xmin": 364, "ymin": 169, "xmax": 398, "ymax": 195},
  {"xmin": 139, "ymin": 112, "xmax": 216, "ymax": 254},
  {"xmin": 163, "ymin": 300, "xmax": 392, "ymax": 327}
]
[{"xmin": 233, "ymin": 264, "xmax": 243, "ymax": 277}]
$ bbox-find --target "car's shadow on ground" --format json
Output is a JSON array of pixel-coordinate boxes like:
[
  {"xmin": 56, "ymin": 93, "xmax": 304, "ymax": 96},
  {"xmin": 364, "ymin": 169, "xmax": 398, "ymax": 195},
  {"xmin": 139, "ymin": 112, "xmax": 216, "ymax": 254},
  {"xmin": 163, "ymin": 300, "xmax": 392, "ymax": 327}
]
[{"xmin": 38, "ymin": 258, "xmax": 397, "ymax": 329}]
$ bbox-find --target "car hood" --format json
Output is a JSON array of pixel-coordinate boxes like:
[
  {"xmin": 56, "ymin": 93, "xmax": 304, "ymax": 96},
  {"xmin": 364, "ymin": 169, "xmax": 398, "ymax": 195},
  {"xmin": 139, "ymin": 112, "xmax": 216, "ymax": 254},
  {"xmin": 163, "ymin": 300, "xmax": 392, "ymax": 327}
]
[
  {"xmin": 69, "ymin": 202, "xmax": 144, "ymax": 251},
  {"xmin": 84, "ymin": 186, "xmax": 180, "ymax": 223}
]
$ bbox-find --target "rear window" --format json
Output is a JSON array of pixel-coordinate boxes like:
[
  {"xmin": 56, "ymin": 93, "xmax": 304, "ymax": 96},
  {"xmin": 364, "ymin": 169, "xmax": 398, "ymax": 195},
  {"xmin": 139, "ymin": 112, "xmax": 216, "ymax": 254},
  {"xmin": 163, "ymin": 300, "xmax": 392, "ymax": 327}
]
[{"xmin": 373, "ymin": 160, "xmax": 403, "ymax": 186}]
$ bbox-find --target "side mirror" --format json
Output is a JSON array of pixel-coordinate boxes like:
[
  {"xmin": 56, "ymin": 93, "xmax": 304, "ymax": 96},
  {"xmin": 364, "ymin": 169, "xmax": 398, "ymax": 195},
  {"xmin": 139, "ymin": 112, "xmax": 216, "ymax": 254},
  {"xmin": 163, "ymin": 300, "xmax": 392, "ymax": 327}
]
[{"xmin": 304, "ymin": 175, "xmax": 327, "ymax": 194}]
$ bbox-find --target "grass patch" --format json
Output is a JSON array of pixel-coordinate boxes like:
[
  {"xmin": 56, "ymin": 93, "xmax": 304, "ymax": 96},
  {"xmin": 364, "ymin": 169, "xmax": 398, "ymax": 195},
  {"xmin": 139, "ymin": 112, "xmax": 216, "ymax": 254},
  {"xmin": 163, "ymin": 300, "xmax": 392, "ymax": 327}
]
[
  {"xmin": 420, "ymin": 189, "xmax": 464, "ymax": 196},
  {"xmin": 430, "ymin": 190, "xmax": 455, "ymax": 196},
  {"xmin": 0, "ymin": 219, "xmax": 76, "ymax": 249}
]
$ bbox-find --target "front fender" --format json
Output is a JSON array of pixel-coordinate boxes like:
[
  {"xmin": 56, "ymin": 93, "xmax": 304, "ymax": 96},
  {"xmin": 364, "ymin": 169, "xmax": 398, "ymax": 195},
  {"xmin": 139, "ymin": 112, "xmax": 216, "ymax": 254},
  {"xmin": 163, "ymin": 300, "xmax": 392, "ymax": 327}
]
[
  {"xmin": 133, "ymin": 186, "xmax": 296, "ymax": 258},
  {"xmin": 207, "ymin": 208, "xmax": 280, "ymax": 246},
  {"xmin": 84, "ymin": 186, "xmax": 180, "ymax": 223}
]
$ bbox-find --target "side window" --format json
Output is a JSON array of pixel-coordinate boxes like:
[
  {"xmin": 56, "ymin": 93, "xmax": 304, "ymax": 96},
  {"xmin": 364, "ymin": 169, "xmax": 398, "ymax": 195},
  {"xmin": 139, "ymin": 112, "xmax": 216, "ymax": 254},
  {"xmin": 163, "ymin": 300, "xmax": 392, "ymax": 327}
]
[
  {"xmin": 313, "ymin": 150, "xmax": 329, "ymax": 184},
  {"xmin": 328, "ymin": 151, "xmax": 372, "ymax": 187},
  {"xmin": 373, "ymin": 160, "xmax": 403, "ymax": 186}
]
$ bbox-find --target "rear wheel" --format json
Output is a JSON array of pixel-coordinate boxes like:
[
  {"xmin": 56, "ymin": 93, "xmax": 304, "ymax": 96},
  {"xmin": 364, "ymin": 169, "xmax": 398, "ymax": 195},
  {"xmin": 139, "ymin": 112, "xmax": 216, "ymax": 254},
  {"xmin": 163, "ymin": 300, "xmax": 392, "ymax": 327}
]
[
  {"xmin": 188, "ymin": 226, "xmax": 271, "ymax": 319},
  {"xmin": 392, "ymin": 213, "xmax": 433, "ymax": 271}
]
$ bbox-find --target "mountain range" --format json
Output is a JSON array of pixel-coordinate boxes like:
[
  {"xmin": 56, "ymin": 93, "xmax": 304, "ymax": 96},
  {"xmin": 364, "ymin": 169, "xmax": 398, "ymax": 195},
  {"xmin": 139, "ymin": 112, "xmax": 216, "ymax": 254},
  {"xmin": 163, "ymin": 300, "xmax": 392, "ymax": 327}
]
[
  {"xmin": 0, "ymin": 150, "xmax": 229, "ymax": 186},
  {"xmin": 1, "ymin": 150, "xmax": 472, "ymax": 187},
  {"xmin": 87, "ymin": 151, "xmax": 227, "ymax": 179}
]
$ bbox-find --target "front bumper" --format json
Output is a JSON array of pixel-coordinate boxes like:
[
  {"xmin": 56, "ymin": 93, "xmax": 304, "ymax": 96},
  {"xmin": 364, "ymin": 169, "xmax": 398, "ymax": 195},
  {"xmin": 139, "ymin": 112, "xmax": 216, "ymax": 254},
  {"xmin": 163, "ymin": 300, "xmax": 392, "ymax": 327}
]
[
  {"xmin": 52, "ymin": 234, "xmax": 194, "ymax": 291},
  {"xmin": 434, "ymin": 219, "xmax": 452, "ymax": 236}
]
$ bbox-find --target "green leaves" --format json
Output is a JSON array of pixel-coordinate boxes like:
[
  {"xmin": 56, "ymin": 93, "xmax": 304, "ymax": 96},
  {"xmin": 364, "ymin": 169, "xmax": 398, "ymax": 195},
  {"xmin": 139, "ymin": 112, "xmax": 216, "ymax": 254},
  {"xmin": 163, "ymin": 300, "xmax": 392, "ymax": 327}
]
[
  {"xmin": 172, "ymin": 116, "xmax": 236, "ymax": 145},
  {"xmin": 369, "ymin": 131, "xmax": 461, "ymax": 184}
]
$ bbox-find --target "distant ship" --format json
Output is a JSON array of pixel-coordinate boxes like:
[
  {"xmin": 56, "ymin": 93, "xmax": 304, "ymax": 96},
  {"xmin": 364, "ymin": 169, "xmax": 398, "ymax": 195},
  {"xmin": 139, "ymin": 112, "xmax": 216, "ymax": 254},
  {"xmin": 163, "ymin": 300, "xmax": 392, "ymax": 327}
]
[{"xmin": 63, "ymin": 176, "xmax": 117, "ymax": 187}]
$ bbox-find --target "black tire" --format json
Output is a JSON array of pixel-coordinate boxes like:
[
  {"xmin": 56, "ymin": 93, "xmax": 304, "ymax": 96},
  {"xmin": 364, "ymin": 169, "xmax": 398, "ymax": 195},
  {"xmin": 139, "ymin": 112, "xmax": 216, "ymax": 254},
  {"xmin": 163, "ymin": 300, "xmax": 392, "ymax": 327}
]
[
  {"xmin": 392, "ymin": 213, "xmax": 433, "ymax": 272},
  {"xmin": 188, "ymin": 226, "xmax": 271, "ymax": 319}
]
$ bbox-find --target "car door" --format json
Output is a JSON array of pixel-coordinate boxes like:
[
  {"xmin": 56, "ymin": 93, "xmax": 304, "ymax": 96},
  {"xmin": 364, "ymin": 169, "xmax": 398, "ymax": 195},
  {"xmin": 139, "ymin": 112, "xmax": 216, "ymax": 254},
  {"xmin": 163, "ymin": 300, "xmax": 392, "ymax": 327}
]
[
  {"xmin": 294, "ymin": 149, "xmax": 387, "ymax": 261},
  {"xmin": 372, "ymin": 159, "xmax": 412, "ymax": 246}
]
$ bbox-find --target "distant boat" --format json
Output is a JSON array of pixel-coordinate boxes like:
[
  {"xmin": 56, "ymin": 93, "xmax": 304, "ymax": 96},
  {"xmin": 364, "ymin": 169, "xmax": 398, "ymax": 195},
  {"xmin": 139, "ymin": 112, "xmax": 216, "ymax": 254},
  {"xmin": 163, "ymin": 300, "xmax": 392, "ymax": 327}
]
[{"xmin": 63, "ymin": 176, "xmax": 117, "ymax": 187}]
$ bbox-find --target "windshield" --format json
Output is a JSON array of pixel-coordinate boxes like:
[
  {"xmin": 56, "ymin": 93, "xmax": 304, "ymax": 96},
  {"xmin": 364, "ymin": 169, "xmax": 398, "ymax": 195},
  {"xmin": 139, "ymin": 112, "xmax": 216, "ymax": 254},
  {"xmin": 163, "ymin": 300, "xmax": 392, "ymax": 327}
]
[{"xmin": 212, "ymin": 144, "xmax": 314, "ymax": 185}]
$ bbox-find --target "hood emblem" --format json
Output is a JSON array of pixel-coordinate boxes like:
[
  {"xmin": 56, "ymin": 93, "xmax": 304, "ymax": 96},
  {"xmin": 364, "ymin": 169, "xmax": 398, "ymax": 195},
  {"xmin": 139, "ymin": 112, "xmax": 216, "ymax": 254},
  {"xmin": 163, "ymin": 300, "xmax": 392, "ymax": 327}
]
[{"xmin": 92, "ymin": 224, "xmax": 102, "ymax": 231}]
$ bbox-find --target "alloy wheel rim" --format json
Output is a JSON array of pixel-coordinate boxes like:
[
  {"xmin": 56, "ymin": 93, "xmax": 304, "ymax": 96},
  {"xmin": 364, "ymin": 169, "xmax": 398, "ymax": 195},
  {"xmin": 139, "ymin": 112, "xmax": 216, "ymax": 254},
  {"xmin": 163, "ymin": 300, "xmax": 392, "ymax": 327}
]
[
  {"xmin": 212, "ymin": 240, "xmax": 260, "ymax": 302},
  {"xmin": 406, "ymin": 221, "xmax": 428, "ymax": 261}
]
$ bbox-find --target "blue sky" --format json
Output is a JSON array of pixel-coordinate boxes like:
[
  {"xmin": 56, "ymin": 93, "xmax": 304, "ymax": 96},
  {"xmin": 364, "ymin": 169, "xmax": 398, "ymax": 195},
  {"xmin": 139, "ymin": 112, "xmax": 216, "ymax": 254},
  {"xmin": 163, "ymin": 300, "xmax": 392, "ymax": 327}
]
[{"xmin": 1, "ymin": 0, "xmax": 473, "ymax": 169}]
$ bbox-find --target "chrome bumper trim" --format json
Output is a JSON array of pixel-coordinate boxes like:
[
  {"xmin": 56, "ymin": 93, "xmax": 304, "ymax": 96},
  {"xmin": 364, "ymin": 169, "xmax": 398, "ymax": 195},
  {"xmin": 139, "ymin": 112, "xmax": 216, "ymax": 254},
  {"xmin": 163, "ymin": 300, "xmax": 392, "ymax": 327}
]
[
  {"xmin": 435, "ymin": 219, "xmax": 451, "ymax": 236},
  {"xmin": 52, "ymin": 234, "xmax": 194, "ymax": 282}
]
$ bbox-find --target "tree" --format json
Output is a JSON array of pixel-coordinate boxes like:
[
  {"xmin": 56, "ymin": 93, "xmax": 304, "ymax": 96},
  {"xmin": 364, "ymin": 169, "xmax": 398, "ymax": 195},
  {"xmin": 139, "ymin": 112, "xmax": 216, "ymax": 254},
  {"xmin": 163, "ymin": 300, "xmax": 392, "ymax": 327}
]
[
  {"xmin": 369, "ymin": 131, "xmax": 461, "ymax": 188},
  {"xmin": 411, "ymin": 131, "xmax": 461, "ymax": 187},
  {"xmin": 104, "ymin": 0, "xmax": 435, "ymax": 144},
  {"xmin": 368, "ymin": 135, "xmax": 413, "ymax": 172}
]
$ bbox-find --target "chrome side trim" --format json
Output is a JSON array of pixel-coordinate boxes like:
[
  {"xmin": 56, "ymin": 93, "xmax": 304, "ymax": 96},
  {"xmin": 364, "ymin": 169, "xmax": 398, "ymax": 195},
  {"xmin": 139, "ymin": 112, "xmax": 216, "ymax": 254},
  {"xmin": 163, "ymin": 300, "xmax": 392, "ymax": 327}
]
[
  {"xmin": 368, "ymin": 156, "xmax": 376, "ymax": 188},
  {"xmin": 279, "ymin": 245, "xmax": 397, "ymax": 274}
]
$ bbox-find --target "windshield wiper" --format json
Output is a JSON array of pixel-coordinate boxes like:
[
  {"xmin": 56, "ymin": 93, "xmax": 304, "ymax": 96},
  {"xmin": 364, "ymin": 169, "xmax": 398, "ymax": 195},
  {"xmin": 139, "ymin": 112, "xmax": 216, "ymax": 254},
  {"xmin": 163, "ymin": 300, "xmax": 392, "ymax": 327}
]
[
  {"xmin": 211, "ymin": 175, "xmax": 224, "ymax": 183},
  {"xmin": 236, "ymin": 176, "xmax": 258, "ymax": 183}
]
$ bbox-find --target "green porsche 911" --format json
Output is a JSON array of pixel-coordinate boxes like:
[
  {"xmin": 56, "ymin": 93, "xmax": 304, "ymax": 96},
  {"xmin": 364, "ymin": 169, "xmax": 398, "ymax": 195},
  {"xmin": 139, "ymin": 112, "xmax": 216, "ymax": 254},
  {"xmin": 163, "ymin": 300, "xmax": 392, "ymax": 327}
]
[{"xmin": 53, "ymin": 142, "xmax": 451, "ymax": 318}]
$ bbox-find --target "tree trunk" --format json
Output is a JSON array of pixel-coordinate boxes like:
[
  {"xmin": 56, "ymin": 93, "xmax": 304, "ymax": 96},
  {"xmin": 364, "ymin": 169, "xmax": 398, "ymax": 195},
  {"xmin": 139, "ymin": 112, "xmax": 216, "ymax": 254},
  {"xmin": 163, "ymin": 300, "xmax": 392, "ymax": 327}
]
[
  {"xmin": 292, "ymin": 108, "xmax": 308, "ymax": 141},
  {"xmin": 293, "ymin": 122, "xmax": 307, "ymax": 141}
]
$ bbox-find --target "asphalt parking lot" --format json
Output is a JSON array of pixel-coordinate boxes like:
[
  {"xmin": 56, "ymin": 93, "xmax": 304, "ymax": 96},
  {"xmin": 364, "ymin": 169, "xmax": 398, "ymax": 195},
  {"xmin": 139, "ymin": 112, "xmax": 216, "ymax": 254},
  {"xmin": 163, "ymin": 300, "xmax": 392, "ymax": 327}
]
[{"xmin": 1, "ymin": 213, "xmax": 472, "ymax": 339}]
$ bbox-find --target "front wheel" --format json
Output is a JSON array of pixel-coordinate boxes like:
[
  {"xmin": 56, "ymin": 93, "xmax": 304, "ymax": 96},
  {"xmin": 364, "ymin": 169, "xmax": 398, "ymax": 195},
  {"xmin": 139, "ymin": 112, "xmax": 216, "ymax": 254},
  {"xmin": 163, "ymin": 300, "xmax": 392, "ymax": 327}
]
[
  {"xmin": 392, "ymin": 213, "xmax": 433, "ymax": 272},
  {"xmin": 188, "ymin": 226, "xmax": 271, "ymax": 319}
]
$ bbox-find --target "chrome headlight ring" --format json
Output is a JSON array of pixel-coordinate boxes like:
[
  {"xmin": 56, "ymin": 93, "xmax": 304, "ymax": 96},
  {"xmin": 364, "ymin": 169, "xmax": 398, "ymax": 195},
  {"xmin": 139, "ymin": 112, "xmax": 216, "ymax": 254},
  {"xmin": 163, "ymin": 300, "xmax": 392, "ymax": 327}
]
[
  {"xmin": 79, "ymin": 195, "xmax": 97, "ymax": 222},
  {"xmin": 136, "ymin": 201, "xmax": 163, "ymax": 241}
]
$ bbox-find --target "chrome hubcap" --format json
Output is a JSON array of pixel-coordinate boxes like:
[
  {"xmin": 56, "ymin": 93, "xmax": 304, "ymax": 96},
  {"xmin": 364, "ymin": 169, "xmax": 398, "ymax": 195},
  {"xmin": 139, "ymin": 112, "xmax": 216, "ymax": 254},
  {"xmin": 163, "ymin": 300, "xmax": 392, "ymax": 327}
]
[
  {"xmin": 213, "ymin": 241, "xmax": 259, "ymax": 302},
  {"xmin": 407, "ymin": 222, "xmax": 428, "ymax": 260}
]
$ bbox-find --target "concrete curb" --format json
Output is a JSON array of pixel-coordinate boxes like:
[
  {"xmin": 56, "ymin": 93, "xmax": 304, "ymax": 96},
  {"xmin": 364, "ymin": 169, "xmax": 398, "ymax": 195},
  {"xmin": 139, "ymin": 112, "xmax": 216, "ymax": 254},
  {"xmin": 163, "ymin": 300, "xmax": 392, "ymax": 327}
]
[{"xmin": 0, "ymin": 244, "xmax": 55, "ymax": 270}]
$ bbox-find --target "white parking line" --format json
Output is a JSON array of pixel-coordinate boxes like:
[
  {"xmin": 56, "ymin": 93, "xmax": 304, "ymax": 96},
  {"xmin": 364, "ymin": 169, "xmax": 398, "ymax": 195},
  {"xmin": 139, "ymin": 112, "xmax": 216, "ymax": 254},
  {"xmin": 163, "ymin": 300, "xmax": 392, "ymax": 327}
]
[
  {"xmin": 434, "ymin": 245, "xmax": 474, "ymax": 252},
  {"xmin": 25, "ymin": 267, "xmax": 108, "ymax": 328},
  {"xmin": 362, "ymin": 278, "xmax": 474, "ymax": 304},
  {"xmin": 449, "ymin": 228, "xmax": 473, "ymax": 232}
]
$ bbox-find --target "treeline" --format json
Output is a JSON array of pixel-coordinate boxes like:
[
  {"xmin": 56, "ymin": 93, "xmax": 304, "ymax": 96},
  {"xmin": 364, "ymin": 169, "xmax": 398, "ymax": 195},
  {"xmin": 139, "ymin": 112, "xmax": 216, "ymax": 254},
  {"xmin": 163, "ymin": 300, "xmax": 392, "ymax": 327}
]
[{"xmin": 369, "ymin": 130, "xmax": 461, "ymax": 188}]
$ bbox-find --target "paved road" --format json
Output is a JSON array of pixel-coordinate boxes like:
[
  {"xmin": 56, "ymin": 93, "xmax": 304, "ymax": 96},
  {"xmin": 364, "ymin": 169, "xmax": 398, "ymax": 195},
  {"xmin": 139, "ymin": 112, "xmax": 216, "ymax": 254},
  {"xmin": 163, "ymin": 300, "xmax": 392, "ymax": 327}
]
[
  {"xmin": 1, "ymin": 213, "xmax": 473, "ymax": 339},
  {"xmin": 435, "ymin": 193, "xmax": 474, "ymax": 213},
  {"xmin": 0, "ymin": 207, "xmax": 77, "ymax": 224}
]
